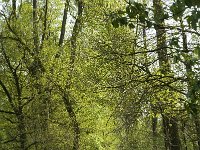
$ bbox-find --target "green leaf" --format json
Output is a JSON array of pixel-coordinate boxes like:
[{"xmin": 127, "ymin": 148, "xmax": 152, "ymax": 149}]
[
  {"xmin": 173, "ymin": 55, "xmax": 180, "ymax": 63},
  {"xmin": 2, "ymin": 0, "xmax": 9, "ymax": 2},
  {"xmin": 170, "ymin": 37, "xmax": 180, "ymax": 47},
  {"xmin": 191, "ymin": 20, "xmax": 197, "ymax": 30},
  {"xmin": 112, "ymin": 17, "xmax": 128, "ymax": 28},
  {"xmin": 117, "ymin": 10, "xmax": 125, "ymax": 14},
  {"xmin": 128, "ymin": 23, "xmax": 135, "ymax": 29},
  {"xmin": 162, "ymin": 13, "xmax": 169, "ymax": 20},
  {"xmin": 134, "ymin": 2, "xmax": 144, "ymax": 11},
  {"xmin": 186, "ymin": 12, "xmax": 199, "ymax": 30},
  {"xmin": 145, "ymin": 10, "xmax": 149, "ymax": 16},
  {"xmin": 146, "ymin": 20, "xmax": 152, "ymax": 28},
  {"xmin": 170, "ymin": 2, "xmax": 185, "ymax": 20},
  {"xmin": 119, "ymin": 17, "xmax": 128, "ymax": 26},
  {"xmin": 112, "ymin": 19, "xmax": 120, "ymax": 28},
  {"xmin": 186, "ymin": 0, "xmax": 200, "ymax": 7},
  {"xmin": 194, "ymin": 46, "xmax": 200, "ymax": 59},
  {"xmin": 139, "ymin": 14, "xmax": 146, "ymax": 23},
  {"xmin": 127, "ymin": 6, "xmax": 138, "ymax": 18},
  {"xmin": 184, "ymin": 0, "xmax": 193, "ymax": 8}
]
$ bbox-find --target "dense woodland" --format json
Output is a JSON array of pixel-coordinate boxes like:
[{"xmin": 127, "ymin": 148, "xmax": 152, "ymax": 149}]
[{"xmin": 0, "ymin": 0, "xmax": 200, "ymax": 149}]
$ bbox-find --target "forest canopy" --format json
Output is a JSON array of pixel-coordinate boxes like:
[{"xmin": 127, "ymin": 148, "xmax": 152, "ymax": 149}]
[{"xmin": 0, "ymin": 0, "xmax": 200, "ymax": 149}]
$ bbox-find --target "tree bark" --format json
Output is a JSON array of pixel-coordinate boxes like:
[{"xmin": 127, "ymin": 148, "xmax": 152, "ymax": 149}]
[
  {"xmin": 169, "ymin": 117, "xmax": 181, "ymax": 150},
  {"xmin": 32, "ymin": 1, "xmax": 49, "ymax": 149},
  {"xmin": 17, "ymin": 110, "xmax": 26, "ymax": 150},
  {"xmin": 162, "ymin": 114, "xmax": 170, "ymax": 150},
  {"xmin": 57, "ymin": 0, "xmax": 83, "ymax": 149},
  {"xmin": 180, "ymin": 18, "xmax": 200, "ymax": 150},
  {"xmin": 1, "ymin": 44, "xmax": 27, "ymax": 149},
  {"xmin": 68, "ymin": 0, "xmax": 83, "ymax": 83},
  {"xmin": 12, "ymin": 0, "xmax": 16, "ymax": 17},
  {"xmin": 41, "ymin": 0, "xmax": 48, "ymax": 49},
  {"xmin": 153, "ymin": 0, "xmax": 181, "ymax": 149},
  {"xmin": 181, "ymin": 122, "xmax": 188, "ymax": 150},
  {"xmin": 66, "ymin": 1, "xmax": 83, "ymax": 149},
  {"xmin": 59, "ymin": 0, "xmax": 69, "ymax": 47},
  {"xmin": 63, "ymin": 94, "xmax": 80, "ymax": 150},
  {"xmin": 33, "ymin": 0, "xmax": 39, "ymax": 55},
  {"xmin": 152, "ymin": 115, "xmax": 158, "ymax": 150}
]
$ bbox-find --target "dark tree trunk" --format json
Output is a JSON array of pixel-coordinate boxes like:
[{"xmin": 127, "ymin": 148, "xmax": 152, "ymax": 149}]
[
  {"xmin": 57, "ymin": 0, "xmax": 83, "ymax": 149},
  {"xmin": 17, "ymin": 111, "xmax": 26, "ymax": 150},
  {"xmin": 12, "ymin": 0, "xmax": 16, "ymax": 17},
  {"xmin": 162, "ymin": 115, "xmax": 170, "ymax": 150},
  {"xmin": 63, "ymin": 94, "xmax": 80, "ymax": 150},
  {"xmin": 33, "ymin": 0, "xmax": 39, "ymax": 55},
  {"xmin": 66, "ymin": 1, "xmax": 83, "ymax": 149},
  {"xmin": 162, "ymin": 115, "xmax": 181, "ymax": 150},
  {"xmin": 181, "ymin": 122, "xmax": 188, "ymax": 150},
  {"xmin": 152, "ymin": 116, "xmax": 158, "ymax": 150},
  {"xmin": 68, "ymin": 0, "xmax": 83, "ymax": 79},
  {"xmin": 169, "ymin": 117, "xmax": 181, "ymax": 150},
  {"xmin": 41, "ymin": 0, "xmax": 48, "ymax": 49},
  {"xmin": 194, "ymin": 116, "xmax": 200, "ymax": 150},
  {"xmin": 1, "ymin": 44, "xmax": 27, "ymax": 149},
  {"xmin": 180, "ymin": 18, "xmax": 200, "ymax": 150},
  {"xmin": 153, "ymin": 0, "xmax": 181, "ymax": 149},
  {"xmin": 59, "ymin": 0, "xmax": 69, "ymax": 47}
]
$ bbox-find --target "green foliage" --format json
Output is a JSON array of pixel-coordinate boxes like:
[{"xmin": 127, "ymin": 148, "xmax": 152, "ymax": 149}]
[
  {"xmin": 186, "ymin": 10, "xmax": 200, "ymax": 30},
  {"xmin": 170, "ymin": 37, "xmax": 180, "ymax": 48},
  {"xmin": 0, "ymin": 0, "xmax": 200, "ymax": 149},
  {"xmin": 111, "ymin": 2, "xmax": 150, "ymax": 29},
  {"xmin": 194, "ymin": 45, "xmax": 200, "ymax": 59}
]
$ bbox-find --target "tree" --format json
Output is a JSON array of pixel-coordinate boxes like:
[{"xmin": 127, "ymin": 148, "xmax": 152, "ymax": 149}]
[{"xmin": 0, "ymin": 0, "xmax": 199, "ymax": 149}]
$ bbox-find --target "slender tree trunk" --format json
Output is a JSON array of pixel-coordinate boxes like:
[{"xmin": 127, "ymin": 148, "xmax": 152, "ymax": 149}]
[
  {"xmin": 162, "ymin": 114, "xmax": 170, "ymax": 150},
  {"xmin": 17, "ymin": 111, "xmax": 26, "ymax": 150},
  {"xmin": 33, "ymin": 0, "xmax": 39, "ymax": 55},
  {"xmin": 180, "ymin": 18, "xmax": 200, "ymax": 150},
  {"xmin": 153, "ymin": 0, "xmax": 181, "ymax": 149},
  {"xmin": 1, "ymin": 44, "xmax": 27, "ymax": 149},
  {"xmin": 152, "ymin": 115, "xmax": 158, "ymax": 150},
  {"xmin": 68, "ymin": 0, "xmax": 83, "ymax": 81},
  {"xmin": 59, "ymin": 0, "xmax": 69, "ymax": 47},
  {"xmin": 181, "ymin": 122, "xmax": 188, "ymax": 150},
  {"xmin": 41, "ymin": 0, "xmax": 48, "ymax": 49},
  {"xmin": 56, "ymin": 0, "xmax": 69, "ymax": 58},
  {"xmin": 195, "ymin": 118, "xmax": 200, "ymax": 150},
  {"xmin": 66, "ymin": 1, "xmax": 83, "ymax": 149},
  {"xmin": 169, "ymin": 117, "xmax": 181, "ymax": 150},
  {"xmin": 12, "ymin": 0, "xmax": 16, "ymax": 17},
  {"xmin": 57, "ymin": 0, "xmax": 83, "ymax": 149},
  {"xmin": 32, "ymin": 1, "xmax": 49, "ymax": 149},
  {"xmin": 63, "ymin": 94, "xmax": 80, "ymax": 150}
]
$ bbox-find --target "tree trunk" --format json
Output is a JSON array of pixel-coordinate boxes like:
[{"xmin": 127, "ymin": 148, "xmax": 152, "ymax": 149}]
[
  {"xmin": 32, "ymin": 1, "xmax": 49, "ymax": 149},
  {"xmin": 59, "ymin": 0, "xmax": 69, "ymax": 47},
  {"xmin": 152, "ymin": 115, "xmax": 158, "ymax": 150},
  {"xmin": 41, "ymin": 0, "xmax": 48, "ymax": 49},
  {"xmin": 66, "ymin": 1, "xmax": 83, "ymax": 149},
  {"xmin": 181, "ymin": 122, "xmax": 188, "ymax": 150},
  {"xmin": 56, "ymin": 0, "xmax": 69, "ymax": 58},
  {"xmin": 162, "ymin": 115, "xmax": 170, "ymax": 150},
  {"xmin": 63, "ymin": 94, "xmax": 80, "ymax": 150},
  {"xmin": 12, "ymin": 0, "xmax": 16, "ymax": 17},
  {"xmin": 180, "ymin": 18, "xmax": 200, "ymax": 150},
  {"xmin": 33, "ymin": 0, "xmax": 39, "ymax": 55},
  {"xmin": 194, "ymin": 116, "xmax": 200, "ymax": 150},
  {"xmin": 1, "ymin": 45, "xmax": 27, "ymax": 149},
  {"xmin": 17, "ymin": 111, "xmax": 26, "ymax": 150},
  {"xmin": 169, "ymin": 117, "xmax": 181, "ymax": 150},
  {"xmin": 57, "ymin": 0, "xmax": 83, "ymax": 149},
  {"xmin": 153, "ymin": 0, "xmax": 181, "ymax": 149}
]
